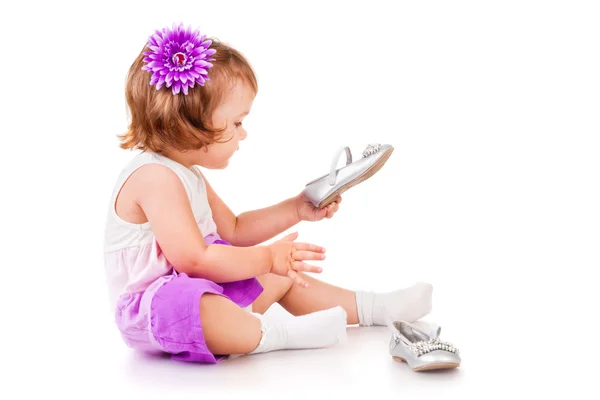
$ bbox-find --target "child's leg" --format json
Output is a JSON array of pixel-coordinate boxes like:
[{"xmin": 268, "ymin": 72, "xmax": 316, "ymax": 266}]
[
  {"xmin": 200, "ymin": 293, "xmax": 346, "ymax": 356},
  {"xmin": 253, "ymin": 273, "xmax": 432, "ymax": 326},
  {"xmin": 201, "ymin": 293, "xmax": 262, "ymax": 355},
  {"xmin": 253, "ymin": 273, "xmax": 359, "ymax": 322}
]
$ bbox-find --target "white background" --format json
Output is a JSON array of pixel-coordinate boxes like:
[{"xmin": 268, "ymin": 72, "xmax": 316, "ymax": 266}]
[{"xmin": 1, "ymin": 0, "xmax": 599, "ymax": 398}]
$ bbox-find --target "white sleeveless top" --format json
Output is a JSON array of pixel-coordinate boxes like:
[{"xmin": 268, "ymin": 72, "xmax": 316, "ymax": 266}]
[{"xmin": 103, "ymin": 151, "xmax": 218, "ymax": 311}]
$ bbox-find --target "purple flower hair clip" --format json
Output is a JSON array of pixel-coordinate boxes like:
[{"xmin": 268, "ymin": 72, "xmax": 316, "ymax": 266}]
[{"xmin": 141, "ymin": 23, "xmax": 216, "ymax": 95}]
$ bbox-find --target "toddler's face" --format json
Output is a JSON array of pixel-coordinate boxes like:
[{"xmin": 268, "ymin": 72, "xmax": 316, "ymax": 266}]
[{"xmin": 199, "ymin": 80, "xmax": 255, "ymax": 169}]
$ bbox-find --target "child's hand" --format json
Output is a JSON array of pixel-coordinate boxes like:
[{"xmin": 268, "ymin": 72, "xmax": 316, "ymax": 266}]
[
  {"xmin": 268, "ymin": 232, "xmax": 326, "ymax": 288},
  {"xmin": 294, "ymin": 193, "xmax": 342, "ymax": 222}
]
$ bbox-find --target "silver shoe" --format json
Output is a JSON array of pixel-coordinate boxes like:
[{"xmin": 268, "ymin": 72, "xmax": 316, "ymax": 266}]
[
  {"xmin": 389, "ymin": 321, "xmax": 461, "ymax": 372},
  {"xmin": 302, "ymin": 143, "xmax": 394, "ymax": 208}
]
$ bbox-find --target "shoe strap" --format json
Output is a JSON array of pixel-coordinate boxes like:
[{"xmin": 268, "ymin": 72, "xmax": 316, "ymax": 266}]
[{"xmin": 328, "ymin": 146, "xmax": 352, "ymax": 186}]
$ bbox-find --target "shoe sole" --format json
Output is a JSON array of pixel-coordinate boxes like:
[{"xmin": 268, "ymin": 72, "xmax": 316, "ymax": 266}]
[
  {"xmin": 316, "ymin": 146, "xmax": 394, "ymax": 208},
  {"xmin": 393, "ymin": 356, "xmax": 460, "ymax": 372}
]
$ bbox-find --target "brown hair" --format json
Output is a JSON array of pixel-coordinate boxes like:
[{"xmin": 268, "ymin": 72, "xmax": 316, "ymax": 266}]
[{"xmin": 118, "ymin": 38, "xmax": 258, "ymax": 153}]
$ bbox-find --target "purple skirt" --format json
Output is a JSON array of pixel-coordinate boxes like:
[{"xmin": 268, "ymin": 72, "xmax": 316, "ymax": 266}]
[{"xmin": 114, "ymin": 234, "xmax": 264, "ymax": 363}]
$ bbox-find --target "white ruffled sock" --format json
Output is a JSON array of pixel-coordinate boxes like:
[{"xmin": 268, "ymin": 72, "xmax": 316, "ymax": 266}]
[
  {"xmin": 355, "ymin": 282, "xmax": 433, "ymax": 326},
  {"xmin": 249, "ymin": 306, "xmax": 347, "ymax": 354}
]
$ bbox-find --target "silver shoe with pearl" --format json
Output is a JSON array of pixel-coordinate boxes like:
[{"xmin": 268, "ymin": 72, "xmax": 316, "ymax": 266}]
[
  {"xmin": 302, "ymin": 143, "xmax": 394, "ymax": 208},
  {"xmin": 389, "ymin": 321, "xmax": 461, "ymax": 371}
]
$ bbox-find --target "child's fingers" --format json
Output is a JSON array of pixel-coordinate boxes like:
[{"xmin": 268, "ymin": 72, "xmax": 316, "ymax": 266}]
[
  {"xmin": 281, "ymin": 231, "xmax": 299, "ymax": 241},
  {"xmin": 293, "ymin": 250, "xmax": 326, "ymax": 261},
  {"xmin": 287, "ymin": 269, "xmax": 310, "ymax": 288},
  {"xmin": 326, "ymin": 204, "xmax": 336, "ymax": 218},
  {"xmin": 318, "ymin": 209, "xmax": 328, "ymax": 220},
  {"xmin": 291, "ymin": 261, "xmax": 322, "ymax": 274},
  {"xmin": 294, "ymin": 242, "xmax": 326, "ymax": 253}
]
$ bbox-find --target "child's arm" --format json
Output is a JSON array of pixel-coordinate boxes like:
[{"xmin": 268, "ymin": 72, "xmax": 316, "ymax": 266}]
[
  {"xmin": 200, "ymin": 170, "xmax": 301, "ymax": 247},
  {"xmin": 135, "ymin": 164, "xmax": 272, "ymax": 281},
  {"xmin": 232, "ymin": 198, "xmax": 301, "ymax": 245}
]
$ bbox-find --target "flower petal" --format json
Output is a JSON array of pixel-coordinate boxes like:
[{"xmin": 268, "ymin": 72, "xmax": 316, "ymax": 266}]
[
  {"xmin": 147, "ymin": 53, "xmax": 162, "ymax": 61},
  {"xmin": 147, "ymin": 61, "xmax": 163, "ymax": 69},
  {"xmin": 173, "ymin": 81, "xmax": 181, "ymax": 95},
  {"xmin": 165, "ymin": 72, "xmax": 174, "ymax": 85},
  {"xmin": 153, "ymin": 31, "xmax": 164, "ymax": 46}
]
